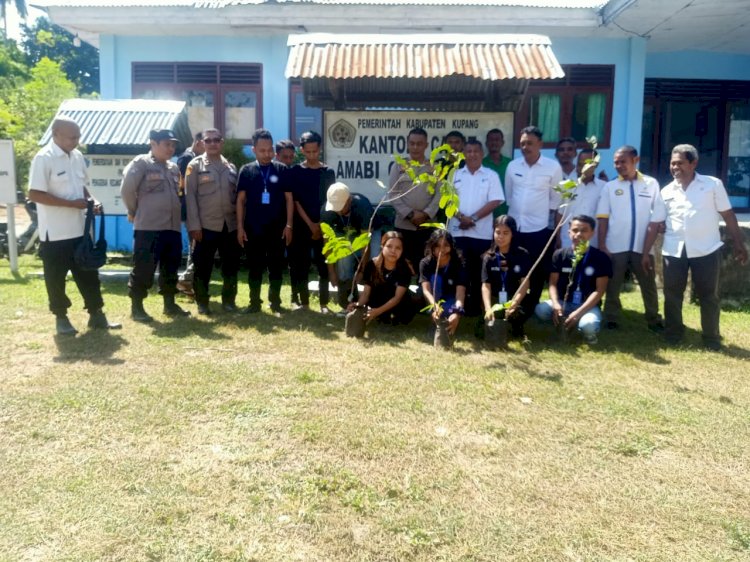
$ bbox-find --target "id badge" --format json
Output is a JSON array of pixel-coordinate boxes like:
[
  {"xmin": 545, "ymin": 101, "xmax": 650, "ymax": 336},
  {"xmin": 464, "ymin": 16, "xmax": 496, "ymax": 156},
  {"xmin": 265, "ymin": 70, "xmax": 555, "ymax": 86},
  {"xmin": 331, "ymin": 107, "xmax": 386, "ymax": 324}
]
[
  {"xmin": 261, "ymin": 191, "xmax": 270, "ymax": 205},
  {"xmin": 498, "ymin": 290, "xmax": 508, "ymax": 304},
  {"xmin": 572, "ymin": 290, "xmax": 583, "ymax": 306}
]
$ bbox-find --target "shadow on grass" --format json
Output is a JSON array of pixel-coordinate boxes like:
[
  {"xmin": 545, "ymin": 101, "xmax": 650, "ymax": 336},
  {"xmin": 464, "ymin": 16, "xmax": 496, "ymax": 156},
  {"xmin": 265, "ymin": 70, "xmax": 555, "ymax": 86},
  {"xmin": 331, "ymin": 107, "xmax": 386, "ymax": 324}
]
[
  {"xmin": 53, "ymin": 330, "xmax": 127, "ymax": 365},
  {"xmin": 517, "ymin": 311, "xmax": 672, "ymax": 365},
  {"xmin": 0, "ymin": 274, "xmax": 31, "ymax": 285}
]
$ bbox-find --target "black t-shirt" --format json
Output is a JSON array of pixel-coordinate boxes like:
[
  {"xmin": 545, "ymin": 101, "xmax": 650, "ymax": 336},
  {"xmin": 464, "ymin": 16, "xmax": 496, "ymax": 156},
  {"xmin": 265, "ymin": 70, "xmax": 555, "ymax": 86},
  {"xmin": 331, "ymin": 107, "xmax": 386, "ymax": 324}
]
[
  {"xmin": 551, "ymin": 245, "xmax": 612, "ymax": 303},
  {"xmin": 237, "ymin": 161, "xmax": 290, "ymax": 234},
  {"xmin": 320, "ymin": 193, "xmax": 374, "ymax": 235},
  {"xmin": 418, "ymin": 256, "xmax": 468, "ymax": 301},
  {"xmin": 362, "ymin": 259, "xmax": 412, "ymax": 308},
  {"xmin": 288, "ymin": 164, "xmax": 335, "ymax": 225},
  {"xmin": 481, "ymin": 246, "xmax": 531, "ymax": 304}
]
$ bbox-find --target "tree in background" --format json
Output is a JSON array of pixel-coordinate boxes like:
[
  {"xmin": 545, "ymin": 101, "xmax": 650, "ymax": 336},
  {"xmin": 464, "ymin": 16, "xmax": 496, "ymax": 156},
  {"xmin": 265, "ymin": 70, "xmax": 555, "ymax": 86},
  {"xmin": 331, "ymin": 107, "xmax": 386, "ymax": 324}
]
[
  {"xmin": 1, "ymin": 0, "xmax": 27, "ymax": 38},
  {"xmin": 0, "ymin": 57, "xmax": 76, "ymax": 188},
  {"xmin": 21, "ymin": 18, "xmax": 99, "ymax": 95},
  {"xmin": 0, "ymin": 34, "xmax": 27, "ymax": 89}
]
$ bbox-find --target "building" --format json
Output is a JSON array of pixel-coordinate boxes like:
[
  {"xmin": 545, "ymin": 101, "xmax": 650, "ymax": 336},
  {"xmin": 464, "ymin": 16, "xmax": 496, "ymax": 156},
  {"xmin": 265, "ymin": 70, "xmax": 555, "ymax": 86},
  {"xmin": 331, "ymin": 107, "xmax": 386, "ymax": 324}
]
[{"xmin": 34, "ymin": 0, "xmax": 750, "ymax": 248}]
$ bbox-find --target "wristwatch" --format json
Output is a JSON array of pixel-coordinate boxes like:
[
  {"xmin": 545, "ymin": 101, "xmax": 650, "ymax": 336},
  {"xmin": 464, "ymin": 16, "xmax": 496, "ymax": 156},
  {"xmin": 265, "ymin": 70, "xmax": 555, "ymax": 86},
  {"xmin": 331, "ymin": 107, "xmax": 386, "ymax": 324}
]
[
  {"xmin": 406, "ymin": 211, "xmax": 415, "ymax": 220},
  {"xmin": 470, "ymin": 214, "xmax": 479, "ymax": 223}
]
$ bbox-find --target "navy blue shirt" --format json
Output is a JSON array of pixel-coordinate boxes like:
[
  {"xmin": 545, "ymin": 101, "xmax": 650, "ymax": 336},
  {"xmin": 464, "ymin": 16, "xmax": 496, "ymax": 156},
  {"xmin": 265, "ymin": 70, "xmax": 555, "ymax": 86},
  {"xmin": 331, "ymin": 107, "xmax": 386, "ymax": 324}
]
[
  {"xmin": 320, "ymin": 193, "xmax": 374, "ymax": 235},
  {"xmin": 288, "ymin": 164, "xmax": 335, "ymax": 225},
  {"xmin": 481, "ymin": 245, "xmax": 531, "ymax": 303},
  {"xmin": 419, "ymin": 256, "xmax": 468, "ymax": 302},
  {"xmin": 237, "ymin": 161, "xmax": 291, "ymax": 235},
  {"xmin": 551, "ymin": 245, "xmax": 612, "ymax": 303}
]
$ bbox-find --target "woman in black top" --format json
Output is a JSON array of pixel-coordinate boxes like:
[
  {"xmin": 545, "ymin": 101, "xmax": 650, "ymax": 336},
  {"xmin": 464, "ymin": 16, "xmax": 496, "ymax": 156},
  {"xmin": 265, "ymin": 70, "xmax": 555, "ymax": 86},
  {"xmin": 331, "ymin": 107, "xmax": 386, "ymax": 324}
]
[
  {"xmin": 419, "ymin": 229, "xmax": 468, "ymax": 337},
  {"xmin": 481, "ymin": 215, "xmax": 532, "ymax": 337},
  {"xmin": 347, "ymin": 231, "xmax": 415, "ymax": 325},
  {"xmin": 287, "ymin": 131, "xmax": 336, "ymax": 312}
]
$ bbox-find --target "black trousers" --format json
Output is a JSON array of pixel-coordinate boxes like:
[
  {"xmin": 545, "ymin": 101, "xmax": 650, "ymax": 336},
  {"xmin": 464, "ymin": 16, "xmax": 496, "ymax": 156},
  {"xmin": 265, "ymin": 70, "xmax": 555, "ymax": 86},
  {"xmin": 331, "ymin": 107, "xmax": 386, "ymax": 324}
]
[
  {"xmin": 244, "ymin": 226, "xmax": 286, "ymax": 306},
  {"xmin": 40, "ymin": 236, "xmax": 104, "ymax": 317},
  {"xmin": 396, "ymin": 227, "xmax": 433, "ymax": 278},
  {"xmin": 192, "ymin": 225, "xmax": 240, "ymax": 306},
  {"xmin": 663, "ymin": 248, "xmax": 722, "ymax": 345},
  {"xmin": 455, "ymin": 236, "xmax": 492, "ymax": 316},
  {"xmin": 516, "ymin": 228, "xmax": 554, "ymax": 315},
  {"xmin": 128, "ymin": 230, "xmax": 182, "ymax": 300},
  {"xmin": 288, "ymin": 231, "xmax": 329, "ymax": 306}
]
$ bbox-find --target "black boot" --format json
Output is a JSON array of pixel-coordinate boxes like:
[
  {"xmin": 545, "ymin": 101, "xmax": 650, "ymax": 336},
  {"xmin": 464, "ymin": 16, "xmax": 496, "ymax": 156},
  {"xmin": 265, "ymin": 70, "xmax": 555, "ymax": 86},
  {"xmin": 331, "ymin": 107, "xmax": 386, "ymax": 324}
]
[
  {"xmin": 88, "ymin": 308, "xmax": 122, "ymax": 330},
  {"xmin": 163, "ymin": 294, "xmax": 190, "ymax": 317},
  {"xmin": 131, "ymin": 298, "xmax": 153, "ymax": 323},
  {"xmin": 55, "ymin": 314, "xmax": 78, "ymax": 336},
  {"xmin": 244, "ymin": 281, "xmax": 262, "ymax": 313}
]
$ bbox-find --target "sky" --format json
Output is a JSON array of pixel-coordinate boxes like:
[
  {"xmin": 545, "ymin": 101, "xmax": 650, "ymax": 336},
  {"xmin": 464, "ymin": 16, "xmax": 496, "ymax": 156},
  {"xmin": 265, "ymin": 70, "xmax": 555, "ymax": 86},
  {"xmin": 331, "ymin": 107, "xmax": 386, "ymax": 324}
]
[{"xmin": 4, "ymin": 4, "xmax": 45, "ymax": 40}]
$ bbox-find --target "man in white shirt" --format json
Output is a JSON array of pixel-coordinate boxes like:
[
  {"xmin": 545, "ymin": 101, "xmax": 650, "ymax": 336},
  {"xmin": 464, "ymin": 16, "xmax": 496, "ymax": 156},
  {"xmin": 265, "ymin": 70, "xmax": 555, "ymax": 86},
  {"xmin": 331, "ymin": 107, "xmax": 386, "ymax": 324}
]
[
  {"xmin": 596, "ymin": 146, "xmax": 663, "ymax": 331},
  {"xmin": 505, "ymin": 126, "xmax": 563, "ymax": 312},
  {"xmin": 28, "ymin": 117, "xmax": 120, "ymax": 335},
  {"xmin": 449, "ymin": 139, "xmax": 504, "ymax": 315},
  {"xmin": 557, "ymin": 148, "xmax": 605, "ymax": 249},
  {"xmin": 555, "ymin": 137, "xmax": 578, "ymax": 182},
  {"xmin": 643, "ymin": 144, "xmax": 747, "ymax": 350}
]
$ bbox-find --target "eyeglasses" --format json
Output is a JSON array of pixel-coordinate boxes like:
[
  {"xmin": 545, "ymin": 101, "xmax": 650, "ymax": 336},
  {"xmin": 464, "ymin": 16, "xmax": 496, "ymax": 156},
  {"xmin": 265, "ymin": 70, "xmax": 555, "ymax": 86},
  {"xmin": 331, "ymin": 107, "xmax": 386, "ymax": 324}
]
[{"xmin": 203, "ymin": 138, "xmax": 223, "ymax": 144}]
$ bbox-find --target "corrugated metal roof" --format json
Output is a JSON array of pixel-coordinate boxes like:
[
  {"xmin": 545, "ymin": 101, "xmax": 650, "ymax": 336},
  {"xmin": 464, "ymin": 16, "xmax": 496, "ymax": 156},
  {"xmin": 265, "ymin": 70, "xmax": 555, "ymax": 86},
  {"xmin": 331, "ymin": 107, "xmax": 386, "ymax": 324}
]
[
  {"xmin": 285, "ymin": 34, "xmax": 564, "ymax": 80},
  {"xmin": 201, "ymin": 0, "xmax": 604, "ymax": 5},
  {"xmin": 35, "ymin": 0, "xmax": 605, "ymax": 6},
  {"xmin": 39, "ymin": 99, "xmax": 192, "ymax": 147}
]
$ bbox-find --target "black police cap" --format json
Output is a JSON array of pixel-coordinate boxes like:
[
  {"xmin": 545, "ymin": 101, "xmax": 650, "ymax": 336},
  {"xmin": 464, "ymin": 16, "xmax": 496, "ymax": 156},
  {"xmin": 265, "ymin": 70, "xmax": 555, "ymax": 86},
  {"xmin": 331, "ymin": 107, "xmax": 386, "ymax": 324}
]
[{"xmin": 149, "ymin": 129, "xmax": 178, "ymax": 142}]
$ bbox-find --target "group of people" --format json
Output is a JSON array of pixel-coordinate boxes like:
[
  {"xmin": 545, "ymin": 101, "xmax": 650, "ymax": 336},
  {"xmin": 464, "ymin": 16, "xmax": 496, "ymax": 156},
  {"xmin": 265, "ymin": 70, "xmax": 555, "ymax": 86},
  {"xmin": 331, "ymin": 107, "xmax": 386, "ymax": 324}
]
[{"xmin": 29, "ymin": 117, "xmax": 747, "ymax": 351}]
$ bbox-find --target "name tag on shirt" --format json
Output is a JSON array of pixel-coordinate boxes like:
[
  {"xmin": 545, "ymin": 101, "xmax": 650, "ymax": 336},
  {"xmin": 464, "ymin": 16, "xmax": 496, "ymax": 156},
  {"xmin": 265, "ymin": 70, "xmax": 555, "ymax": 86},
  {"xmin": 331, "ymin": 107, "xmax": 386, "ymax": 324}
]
[
  {"xmin": 572, "ymin": 290, "xmax": 583, "ymax": 306},
  {"xmin": 198, "ymin": 173, "xmax": 212, "ymax": 184},
  {"xmin": 146, "ymin": 172, "xmax": 163, "ymax": 181},
  {"xmin": 562, "ymin": 267, "xmax": 572, "ymax": 273},
  {"xmin": 498, "ymin": 290, "xmax": 508, "ymax": 304},
  {"xmin": 261, "ymin": 191, "xmax": 270, "ymax": 205}
]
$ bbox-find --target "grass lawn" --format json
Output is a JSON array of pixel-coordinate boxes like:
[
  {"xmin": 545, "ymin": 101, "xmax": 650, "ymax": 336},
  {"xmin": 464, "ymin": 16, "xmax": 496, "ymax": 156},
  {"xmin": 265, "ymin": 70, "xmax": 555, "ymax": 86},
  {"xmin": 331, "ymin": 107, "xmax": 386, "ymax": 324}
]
[{"xmin": 1, "ymin": 255, "xmax": 749, "ymax": 561}]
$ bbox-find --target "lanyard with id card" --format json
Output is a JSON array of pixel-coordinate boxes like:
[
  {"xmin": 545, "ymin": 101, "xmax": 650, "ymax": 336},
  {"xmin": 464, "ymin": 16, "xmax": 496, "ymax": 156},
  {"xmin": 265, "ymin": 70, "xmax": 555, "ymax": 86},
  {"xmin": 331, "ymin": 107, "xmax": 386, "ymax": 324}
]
[
  {"xmin": 571, "ymin": 250, "xmax": 590, "ymax": 306},
  {"xmin": 497, "ymin": 255, "xmax": 508, "ymax": 304},
  {"xmin": 259, "ymin": 165, "xmax": 272, "ymax": 205}
]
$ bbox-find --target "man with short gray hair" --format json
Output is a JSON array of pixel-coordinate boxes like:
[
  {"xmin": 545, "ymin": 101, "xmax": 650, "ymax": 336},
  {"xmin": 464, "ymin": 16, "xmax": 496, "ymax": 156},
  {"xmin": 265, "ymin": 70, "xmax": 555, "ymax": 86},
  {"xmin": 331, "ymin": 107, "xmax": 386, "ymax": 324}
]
[
  {"xmin": 642, "ymin": 144, "xmax": 748, "ymax": 350},
  {"xmin": 28, "ymin": 117, "xmax": 121, "ymax": 334}
]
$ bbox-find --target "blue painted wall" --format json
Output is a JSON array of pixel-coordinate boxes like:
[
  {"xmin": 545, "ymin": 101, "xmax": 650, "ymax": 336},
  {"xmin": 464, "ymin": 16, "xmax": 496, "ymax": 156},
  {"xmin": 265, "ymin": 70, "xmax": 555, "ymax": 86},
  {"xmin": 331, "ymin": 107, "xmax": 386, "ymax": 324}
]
[
  {"xmin": 99, "ymin": 34, "xmax": 291, "ymax": 136},
  {"xmin": 96, "ymin": 33, "xmax": 651, "ymax": 250},
  {"xmin": 517, "ymin": 36, "xmax": 647, "ymax": 181},
  {"xmin": 646, "ymin": 50, "xmax": 750, "ymax": 81}
]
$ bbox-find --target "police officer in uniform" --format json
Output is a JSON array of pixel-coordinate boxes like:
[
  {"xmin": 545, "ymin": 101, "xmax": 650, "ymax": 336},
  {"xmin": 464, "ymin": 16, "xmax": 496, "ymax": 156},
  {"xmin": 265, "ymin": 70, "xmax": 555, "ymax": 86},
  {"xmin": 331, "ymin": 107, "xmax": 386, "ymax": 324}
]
[
  {"xmin": 184, "ymin": 128, "xmax": 240, "ymax": 315},
  {"xmin": 121, "ymin": 129, "xmax": 190, "ymax": 322}
]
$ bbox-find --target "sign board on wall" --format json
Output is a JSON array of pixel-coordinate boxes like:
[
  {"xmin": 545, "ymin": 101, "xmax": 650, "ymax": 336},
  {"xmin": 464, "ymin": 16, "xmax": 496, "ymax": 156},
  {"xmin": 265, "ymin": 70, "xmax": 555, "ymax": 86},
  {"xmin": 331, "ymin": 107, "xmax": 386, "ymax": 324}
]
[
  {"xmin": 323, "ymin": 111, "xmax": 514, "ymax": 202},
  {"xmin": 0, "ymin": 140, "xmax": 17, "ymax": 204},
  {"xmin": 85, "ymin": 155, "xmax": 134, "ymax": 215}
]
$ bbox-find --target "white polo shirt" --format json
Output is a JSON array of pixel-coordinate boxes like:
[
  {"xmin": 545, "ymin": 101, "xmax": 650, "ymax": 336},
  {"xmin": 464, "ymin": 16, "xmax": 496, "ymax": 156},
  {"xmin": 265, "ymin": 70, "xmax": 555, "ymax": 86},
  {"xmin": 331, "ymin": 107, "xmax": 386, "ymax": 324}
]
[
  {"xmin": 652, "ymin": 173, "xmax": 732, "ymax": 258},
  {"xmin": 559, "ymin": 177, "xmax": 605, "ymax": 249},
  {"xmin": 448, "ymin": 165, "xmax": 504, "ymax": 240},
  {"xmin": 28, "ymin": 141, "xmax": 88, "ymax": 242},
  {"xmin": 505, "ymin": 155, "xmax": 563, "ymax": 233},
  {"xmin": 596, "ymin": 173, "xmax": 661, "ymax": 254}
]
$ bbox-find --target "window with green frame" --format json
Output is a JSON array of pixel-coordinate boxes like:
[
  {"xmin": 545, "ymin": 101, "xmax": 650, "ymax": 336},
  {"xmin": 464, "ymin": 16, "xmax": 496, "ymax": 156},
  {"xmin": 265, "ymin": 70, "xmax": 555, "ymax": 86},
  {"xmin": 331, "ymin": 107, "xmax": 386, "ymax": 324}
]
[{"xmin": 519, "ymin": 65, "xmax": 614, "ymax": 148}]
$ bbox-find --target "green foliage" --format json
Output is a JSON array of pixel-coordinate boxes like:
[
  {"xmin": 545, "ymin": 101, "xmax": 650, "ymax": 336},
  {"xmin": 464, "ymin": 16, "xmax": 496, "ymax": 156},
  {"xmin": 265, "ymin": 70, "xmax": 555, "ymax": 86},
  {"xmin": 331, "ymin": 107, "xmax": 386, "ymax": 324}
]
[
  {"xmin": 321, "ymin": 222, "xmax": 371, "ymax": 264},
  {"xmin": 221, "ymin": 138, "xmax": 253, "ymax": 170},
  {"xmin": 0, "ymin": 37, "xmax": 28, "ymax": 91},
  {"xmin": 20, "ymin": 18, "xmax": 99, "ymax": 94},
  {"xmin": 1, "ymin": 56, "xmax": 76, "ymax": 190},
  {"xmin": 418, "ymin": 222, "xmax": 445, "ymax": 230}
]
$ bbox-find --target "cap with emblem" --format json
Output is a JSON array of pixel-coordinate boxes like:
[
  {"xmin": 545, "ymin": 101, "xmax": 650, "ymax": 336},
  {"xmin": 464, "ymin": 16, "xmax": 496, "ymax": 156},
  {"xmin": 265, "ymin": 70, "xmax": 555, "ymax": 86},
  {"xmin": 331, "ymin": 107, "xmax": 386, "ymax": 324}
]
[
  {"xmin": 149, "ymin": 129, "xmax": 178, "ymax": 142},
  {"xmin": 325, "ymin": 182, "xmax": 352, "ymax": 212}
]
